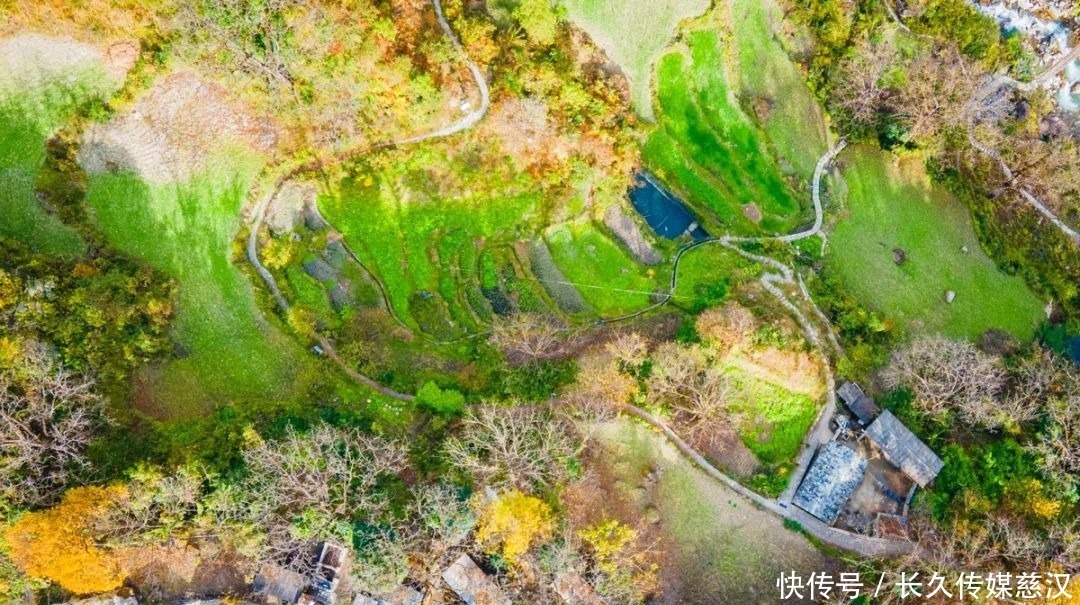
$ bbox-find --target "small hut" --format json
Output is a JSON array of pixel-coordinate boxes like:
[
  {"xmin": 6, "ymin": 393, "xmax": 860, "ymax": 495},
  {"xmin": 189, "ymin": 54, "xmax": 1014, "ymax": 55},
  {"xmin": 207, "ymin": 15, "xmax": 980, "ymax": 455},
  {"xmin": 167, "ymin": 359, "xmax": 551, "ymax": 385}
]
[
  {"xmin": 837, "ymin": 381, "xmax": 881, "ymax": 427},
  {"xmin": 864, "ymin": 410, "xmax": 944, "ymax": 487}
]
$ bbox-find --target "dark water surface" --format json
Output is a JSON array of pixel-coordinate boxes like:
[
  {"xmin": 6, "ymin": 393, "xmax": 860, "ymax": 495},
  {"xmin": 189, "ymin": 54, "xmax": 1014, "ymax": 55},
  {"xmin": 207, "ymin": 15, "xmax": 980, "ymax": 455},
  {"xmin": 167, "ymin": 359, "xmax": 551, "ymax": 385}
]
[{"xmin": 628, "ymin": 171, "xmax": 709, "ymax": 241}]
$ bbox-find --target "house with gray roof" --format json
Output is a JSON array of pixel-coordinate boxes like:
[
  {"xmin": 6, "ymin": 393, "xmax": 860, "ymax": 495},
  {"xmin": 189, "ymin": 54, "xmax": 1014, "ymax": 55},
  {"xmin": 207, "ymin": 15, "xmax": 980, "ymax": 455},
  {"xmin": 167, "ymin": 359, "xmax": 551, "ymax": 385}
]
[
  {"xmin": 864, "ymin": 410, "xmax": 944, "ymax": 487},
  {"xmin": 837, "ymin": 381, "xmax": 881, "ymax": 427},
  {"xmin": 792, "ymin": 442, "xmax": 868, "ymax": 524}
]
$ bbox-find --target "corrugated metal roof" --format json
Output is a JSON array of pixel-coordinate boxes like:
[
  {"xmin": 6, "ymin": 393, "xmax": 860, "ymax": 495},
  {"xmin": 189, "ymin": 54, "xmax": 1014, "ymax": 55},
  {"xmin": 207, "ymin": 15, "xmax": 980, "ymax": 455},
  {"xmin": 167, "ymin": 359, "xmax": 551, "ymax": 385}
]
[{"xmin": 865, "ymin": 410, "xmax": 944, "ymax": 487}]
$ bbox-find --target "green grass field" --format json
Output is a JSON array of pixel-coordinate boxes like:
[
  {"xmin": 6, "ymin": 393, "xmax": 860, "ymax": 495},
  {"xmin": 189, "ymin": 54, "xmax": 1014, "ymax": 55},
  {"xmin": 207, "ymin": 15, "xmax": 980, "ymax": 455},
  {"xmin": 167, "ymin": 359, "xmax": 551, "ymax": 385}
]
[
  {"xmin": 559, "ymin": 0, "xmax": 710, "ymax": 120},
  {"xmin": 544, "ymin": 222, "xmax": 660, "ymax": 315},
  {"xmin": 85, "ymin": 150, "xmax": 310, "ymax": 419},
  {"xmin": 0, "ymin": 75, "xmax": 108, "ymax": 257},
  {"xmin": 729, "ymin": 0, "xmax": 831, "ymax": 180},
  {"xmin": 724, "ymin": 365, "xmax": 818, "ymax": 465},
  {"xmin": 643, "ymin": 29, "xmax": 806, "ymax": 235},
  {"xmin": 828, "ymin": 146, "xmax": 1044, "ymax": 339},
  {"xmin": 596, "ymin": 419, "xmax": 830, "ymax": 601}
]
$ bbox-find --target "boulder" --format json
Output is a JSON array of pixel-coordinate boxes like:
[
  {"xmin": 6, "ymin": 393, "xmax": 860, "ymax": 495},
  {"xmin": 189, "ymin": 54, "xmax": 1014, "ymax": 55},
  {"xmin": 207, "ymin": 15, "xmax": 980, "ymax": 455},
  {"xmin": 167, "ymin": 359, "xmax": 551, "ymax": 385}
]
[{"xmin": 441, "ymin": 554, "xmax": 511, "ymax": 605}]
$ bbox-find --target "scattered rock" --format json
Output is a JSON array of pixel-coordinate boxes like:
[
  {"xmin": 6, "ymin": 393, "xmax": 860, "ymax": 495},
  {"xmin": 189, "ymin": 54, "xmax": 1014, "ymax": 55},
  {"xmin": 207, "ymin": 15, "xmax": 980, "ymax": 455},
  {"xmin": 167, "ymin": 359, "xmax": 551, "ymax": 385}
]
[
  {"xmin": 266, "ymin": 181, "xmax": 316, "ymax": 235},
  {"xmin": 742, "ymin": 202, "xmax": 763, "ymax": 224},
  {"xmin": 303, "ymin": 257, "xmax": 336, "ymax": 281},
  {"xmin": 892, "ymin": 247, "xmax": 906, "ymax": 265},
  {"xmin": 441, "ymin": 554, "xmax": 510, "ymax": 605},
  {"xmin": 944, "ymin": 290, "xmax": 956, "ymax": 304},
  {"xmin": 960, "ymin": 245, "xmax": 969, "ymax": 254},
  {"xmin": 329, "ymin": 282, "xmax": 353, "ymax": 309},
  {"xmin": 603, "ymin": 204, "xmax": 662, "ymax": 265},
  {"xmin": 553, "ymin": 573, "xmax": 604, "ymax": 605},
  {"xmin": 305, "ymin": 203, "xmax": 330, "ymax": 231}
]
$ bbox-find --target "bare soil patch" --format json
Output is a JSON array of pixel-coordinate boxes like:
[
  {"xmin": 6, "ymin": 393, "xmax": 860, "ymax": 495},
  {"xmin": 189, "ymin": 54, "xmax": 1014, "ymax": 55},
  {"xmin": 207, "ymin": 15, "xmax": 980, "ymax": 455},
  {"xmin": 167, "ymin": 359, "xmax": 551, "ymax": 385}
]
[{"xmin": 79, "ymin": 71, "xmax": 279, "ymax": 183}]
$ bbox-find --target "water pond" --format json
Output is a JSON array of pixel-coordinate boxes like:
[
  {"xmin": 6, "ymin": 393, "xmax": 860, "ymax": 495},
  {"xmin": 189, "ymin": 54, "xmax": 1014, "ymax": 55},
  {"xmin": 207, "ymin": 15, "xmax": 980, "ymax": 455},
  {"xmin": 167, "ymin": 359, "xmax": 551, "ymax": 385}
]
[{"xmin": 628, "ymin": 171, "xmax": 709, "ymax": 241}]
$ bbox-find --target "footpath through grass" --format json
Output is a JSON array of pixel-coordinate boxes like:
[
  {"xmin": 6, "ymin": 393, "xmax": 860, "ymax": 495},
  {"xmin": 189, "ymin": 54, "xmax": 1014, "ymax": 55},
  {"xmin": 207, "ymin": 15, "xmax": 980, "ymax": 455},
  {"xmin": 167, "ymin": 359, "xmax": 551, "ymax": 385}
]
[
  {"xmin": 595, "ymin": 419, "xmax": 831, "ymax": 601},
  {"xmin": 559, "ymin": 0, "xmax": 710, "ymax": 120},
  {"xmin": 0, "ymin": 73, "xmax": 109, "ymax": 257},
  {"xmin": 85, "ymin": 150, "xmax": 311, "ymax": 419},
  {"xmin": 828, "ymin": 146, "xmax": 1043, "ymax": 339},
  {"xmin": 643, "ymin": 29, "xmax": 806, "ymax": 235}
]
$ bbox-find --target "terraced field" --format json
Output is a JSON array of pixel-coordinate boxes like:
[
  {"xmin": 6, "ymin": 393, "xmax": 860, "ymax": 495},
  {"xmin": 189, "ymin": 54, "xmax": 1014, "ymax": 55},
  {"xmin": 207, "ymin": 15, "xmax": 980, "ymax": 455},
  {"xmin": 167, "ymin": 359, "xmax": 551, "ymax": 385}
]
[
  {"xmin": 643, "ymin": 29, "xmax": 807, "ymax": 235},
  {"xmin": 319, "ymin": 161, "xmax": 669, "ymax": 339}
]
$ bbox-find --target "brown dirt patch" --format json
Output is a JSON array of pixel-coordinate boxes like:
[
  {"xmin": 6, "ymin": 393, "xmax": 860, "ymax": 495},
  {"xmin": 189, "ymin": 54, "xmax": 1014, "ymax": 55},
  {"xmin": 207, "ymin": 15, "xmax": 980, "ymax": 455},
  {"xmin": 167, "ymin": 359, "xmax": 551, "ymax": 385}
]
[
  {"xmin": 79, "ymin": 71, "xmax": 279, "ymax": 183},
  {"xmin": 741, "ymin": 202, "xmax": 763, "ymax": 223}
]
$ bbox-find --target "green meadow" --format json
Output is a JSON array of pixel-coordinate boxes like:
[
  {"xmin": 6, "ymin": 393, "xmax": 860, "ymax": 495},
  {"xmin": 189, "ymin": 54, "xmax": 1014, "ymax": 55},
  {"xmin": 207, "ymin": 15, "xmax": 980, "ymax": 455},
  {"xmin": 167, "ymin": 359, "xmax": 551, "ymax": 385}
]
[
  {"xmin": 558, "ymin": 0, "xmax": 710, "ymax": 120},
  {"xmin": 85, "ymin": 151, "xmax": 310, "ymax": 419},
  {"xmin": 828, "ymin": 146, "xmax": 1044, "ymax": 339},
  {"xmin": 729, "ymin": 0, "xmax": 831, "ymax": 180},
  {"xmin": 0, "ymin": 74, "xmax": 108, "ymax": 257},
  {"xmin": 643, "ymin": 29, "xmax": 807, "ymax": 235},
  {"xmin": 544, "ymin": 222, "xmax": 661, "ymax": 316}
]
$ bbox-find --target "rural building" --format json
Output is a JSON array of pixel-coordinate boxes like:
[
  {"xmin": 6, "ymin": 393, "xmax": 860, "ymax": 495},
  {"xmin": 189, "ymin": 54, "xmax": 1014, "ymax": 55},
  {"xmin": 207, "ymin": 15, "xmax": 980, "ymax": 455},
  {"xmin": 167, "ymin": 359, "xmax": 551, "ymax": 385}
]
[
  {"xmin": 837, "ymin": 381, "xmax": 881, "ymax": 426},
  {"xmin": 792, "ymin": 442, "xmax": 868, "ymax": 524},
  {"xmin": 864, "ymin": 410, "xmax": 944, "ymax": 487},
  {"xmin": 442, "ymin": 554, "xmax": 511, "ymax": 605},
  {"xmin": 352, "ymin": 586, "xmax": 423, "ymax": 605},
  {"xmin": 254, "ymin": 542, "xmax": 348, "ymax": 605}
]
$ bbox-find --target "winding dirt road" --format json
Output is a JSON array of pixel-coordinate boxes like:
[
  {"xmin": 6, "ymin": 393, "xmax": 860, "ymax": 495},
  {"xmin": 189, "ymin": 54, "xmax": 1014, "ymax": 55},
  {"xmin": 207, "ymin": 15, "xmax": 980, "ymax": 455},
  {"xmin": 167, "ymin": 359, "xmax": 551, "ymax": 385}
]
[{"xmin": 244, "ymin": 0, "xmax": 490, "ymax": 402}]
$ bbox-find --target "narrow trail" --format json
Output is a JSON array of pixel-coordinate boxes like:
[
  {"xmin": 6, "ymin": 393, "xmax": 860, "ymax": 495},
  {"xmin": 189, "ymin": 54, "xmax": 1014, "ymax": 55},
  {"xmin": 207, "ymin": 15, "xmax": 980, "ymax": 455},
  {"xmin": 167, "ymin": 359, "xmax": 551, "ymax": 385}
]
[
  {"xmin": 244, "ymin": 0, "xmax": 490, "ymax": 401},
  {"xmin": 623, "ymin": 404, "xmax": 918, "ymax": 559}
]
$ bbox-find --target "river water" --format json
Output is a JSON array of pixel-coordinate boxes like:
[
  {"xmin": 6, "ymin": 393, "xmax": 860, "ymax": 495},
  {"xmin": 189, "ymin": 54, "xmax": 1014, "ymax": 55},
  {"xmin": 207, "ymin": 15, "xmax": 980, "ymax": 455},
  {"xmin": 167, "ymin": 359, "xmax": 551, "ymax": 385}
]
[
  {"xmin": 972, "ymin": 1, "xmax": 1080, "ymax": 111},
  {"xmin": 628, "ymin": 171, "xmax": 709, "ymax": 241}
]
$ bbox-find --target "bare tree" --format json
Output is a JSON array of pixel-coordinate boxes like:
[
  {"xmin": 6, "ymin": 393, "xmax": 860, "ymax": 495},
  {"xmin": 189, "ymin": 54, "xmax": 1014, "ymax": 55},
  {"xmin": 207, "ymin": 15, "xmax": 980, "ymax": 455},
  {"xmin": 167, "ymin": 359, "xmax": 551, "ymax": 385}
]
[
  {"xmin": 889, "ymin": 45, "xmax": 977, "ymax": 142},
  {"xmin": 647, "ymin": 343, "xmax": 738, "ymax": 450},
  {"xmin": 563, "ymin": 352, "xmax": 638, "ymax": 421},
  {"xmin": 832, "ymin": 38, "xmax": 897, "ymax": 128},
  {"xmin": 92, "ymin": 466, "xmax": 205, "ymax": 547},
  {"xmin": 694, "ymin": 303, "xmax": 757, "ymax": 353},
  {"xmin": 881, "ymin": 336, "xmax": 1007, "ymax": 426},
  {"xmin": 443, "ymin": 404, "xmax": 579, "ymax": 491},
  {"xmin": 490, "ymin": 313, "xmax": 574, "ymax": 364},
  {"xmin": 0, "ymin": 342, "xmax": 106, "ymax": 507},
  {"xmin": 206, "ymin": 423, "xmax": 407, "ymax": 574}
]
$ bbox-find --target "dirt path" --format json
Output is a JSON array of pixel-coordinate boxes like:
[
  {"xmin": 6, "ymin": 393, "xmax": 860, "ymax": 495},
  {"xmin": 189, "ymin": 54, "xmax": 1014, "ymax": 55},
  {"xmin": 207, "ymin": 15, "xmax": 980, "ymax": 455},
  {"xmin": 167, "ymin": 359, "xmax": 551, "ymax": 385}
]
[
  {"xmin": 244, "ymin": 0, "xmax": 490, "ymax": 401},
  {"xmin": 623, "ymin": 404, "xmax": 917, "ymax": 558}
]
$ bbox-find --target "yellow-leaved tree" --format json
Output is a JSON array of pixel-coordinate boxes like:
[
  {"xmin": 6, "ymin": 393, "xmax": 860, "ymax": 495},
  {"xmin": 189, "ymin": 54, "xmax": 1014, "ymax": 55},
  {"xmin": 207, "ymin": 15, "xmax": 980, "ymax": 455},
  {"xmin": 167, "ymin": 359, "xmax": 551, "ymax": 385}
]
[
  {"xmin": 475, "ymin": 490, "xmax": 554, "ymax": 565},
  {"xmin": 4, "ymin": 486, "xmax": 127, "ymax": 594}
]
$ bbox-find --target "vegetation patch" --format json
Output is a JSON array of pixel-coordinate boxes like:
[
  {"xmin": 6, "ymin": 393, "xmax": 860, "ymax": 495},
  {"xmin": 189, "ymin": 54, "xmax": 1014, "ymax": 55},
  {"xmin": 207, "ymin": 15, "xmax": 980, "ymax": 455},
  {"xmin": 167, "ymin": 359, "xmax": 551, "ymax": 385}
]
[
  {"xmin": 0, "ymin": 62, "xmax": 109, "ymax": 256},
  {"xmin": 544, "ymin": 222, "xmax": 659, "ymax": 316},
  {"xmin": 85, "ymin": 151, "xmax": 310, "ymax": 419},
  {"xmin": 827, "ymin": 145, "xmax": 1043, "ymax": 339},
  {"xmin": 723, "ymin": 364, "xmax": 818, "ymax": 465},
  {"xmin": 643, "ymin": 29, "xmax": 806, "ymax": 234},
  {"xmin": 729, "ymin": 0, "xmax": 831, "ymax": 179},
  {"xmin": 558, "ymin": 0, "xmax": 710, "ymax": 120}
]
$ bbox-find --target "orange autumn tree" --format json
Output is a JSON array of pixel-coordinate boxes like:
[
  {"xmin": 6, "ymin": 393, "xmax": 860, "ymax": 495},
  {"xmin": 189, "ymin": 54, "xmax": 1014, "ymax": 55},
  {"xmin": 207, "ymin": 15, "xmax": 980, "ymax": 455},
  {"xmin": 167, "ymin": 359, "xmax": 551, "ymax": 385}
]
[{"xmin": 4, "ymin": 486, "xmax": 126, "ymax": 594}]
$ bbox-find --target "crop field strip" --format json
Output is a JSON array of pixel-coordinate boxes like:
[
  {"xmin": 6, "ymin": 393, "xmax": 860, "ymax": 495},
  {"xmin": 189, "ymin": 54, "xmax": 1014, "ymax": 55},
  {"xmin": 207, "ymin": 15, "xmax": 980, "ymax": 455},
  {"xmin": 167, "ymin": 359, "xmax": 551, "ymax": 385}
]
[{"xmin": 643, "ymin": 28, "xmax": 807, "ymax": 236}]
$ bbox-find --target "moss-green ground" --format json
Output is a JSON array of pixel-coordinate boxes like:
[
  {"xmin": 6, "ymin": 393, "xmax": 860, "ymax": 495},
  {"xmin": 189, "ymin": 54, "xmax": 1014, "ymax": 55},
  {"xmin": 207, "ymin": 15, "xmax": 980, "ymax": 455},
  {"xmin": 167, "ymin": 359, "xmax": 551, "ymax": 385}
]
[
  {"xmin": 643, "ymin": 28, "xmax": 808, "ymax": 235},
  {"xmin": 0, "ymin": 76, "xmax": 107, "ymax": 257},
  {"xmin": 828, "ymin": 146, "xmax": 1043, "ymax": 339},
  {"xmin": 85, "ymin": 151, "xmax": 312, "ymax": 419}
]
